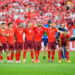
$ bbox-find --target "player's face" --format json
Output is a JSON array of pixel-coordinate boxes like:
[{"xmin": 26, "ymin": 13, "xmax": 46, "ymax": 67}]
[
  {"xmin": 63, "ymin": 31, "xmax": 67, "ymax": 36},
  {"xmin": 18, "ymin": 24, "xmax": 22, "ymax": 28},
  {"xmin": 9, "ymin": 24, "xmax": 13, "ymax": 29},
  {"xmin": 37, "ymin": 22, "xmax": 43, "ymax": 27},
  {"xmin": 61, "ymin": 24, "xmax": 65, "ymax": 28},
  {"xmin": 1, "ymin": 24, "xmax": 5, "ymax": 29},
  {"xmin": 50, "ymin": 23, "xmax": 54, "ymax": 28}
]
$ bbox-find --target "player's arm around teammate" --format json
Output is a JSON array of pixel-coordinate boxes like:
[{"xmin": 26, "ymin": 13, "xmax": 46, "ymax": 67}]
[
  {"xmin": 23, "ymin": 21, "xmax": 34, "ymax": 63},
  {"xmin": 46, "ymin": 22, "xmax": 63, "ymax": 63},
  {"xmin": 0, "ymin": 23, "xmax": 10, "ymax": 63},
  {"xmin": 33, "ymin": 21, "xmax": 45, "ymax": 63},
  {"xmin": 7, "ymin": 22, "xmax": 16, "ymax": 63},
  {"xmin": 15, "ymin": 23, "xmax": 24, "ymax": 63}
]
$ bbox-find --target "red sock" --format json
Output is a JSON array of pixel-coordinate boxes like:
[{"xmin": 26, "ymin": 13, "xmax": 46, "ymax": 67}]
[
  {"xmin": 38, "ymin": 51, "xmax": 40, "ymax": 56},
  {"xmin": 23, "ymin": 52, "xmax": 26, "ymax": 59},
  {"xmin": 66, "ymin": 52, "xmax": 69, "ymax": 61},
  {"xmin": 15, "ymin": 53, "xmax": 18, "ymax": 61},
  {"xmin": 58, "ymin": 51, "xmax": 61, "ymax": 60},
  {"xmin": 18, "ymin": 53, "xmax": 21, "ymax": 61},
  {"xmin": 35, "ymin": 51, "xmax": 39, "ymax": 60},
  {"xmin": 31, "ymin": 52, "xmax": 34, "ymax": 60},
  {"xmin": 48, "ymin": 51, "xmax": 51, "ymax": 60},
  {"xmin": 0, "ymin": 56, "xmax": 3, "ymax": 61},
  {"xmin": 7, "ymin": 56, "xmax": 10, "ymax": 61},
  {"xmin": 11, "ymin": 52, "xmax": 14, "ymax": 60},
  {"xmin": 52, "ymin": 51, "xmax": 55, "ymax": 61}
]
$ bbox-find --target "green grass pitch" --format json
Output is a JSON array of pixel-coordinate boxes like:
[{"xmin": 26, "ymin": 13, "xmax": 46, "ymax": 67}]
[{"xmin": 0, "ymin": 51, "xmax": 75, "ymax": 75}]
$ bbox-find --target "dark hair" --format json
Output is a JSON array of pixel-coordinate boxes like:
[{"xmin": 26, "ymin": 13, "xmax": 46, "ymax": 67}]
[
  {"xmin": 8, "ymin": 22, "xmax": 13, "ymax": 26},
  {"xmin": 48, "ymin": 22, "xmax": 53, "ymax": 24},
  {"xmin": 18, "ymin": 23, "xmax": 21, "ymax": 25},
  {"xmin": 1, "ymin": 23, "xmax": 5, "ymax": 25},
  {"xmin": 64, "ymin": 29, "xmax": 68, "ymax": 32}
]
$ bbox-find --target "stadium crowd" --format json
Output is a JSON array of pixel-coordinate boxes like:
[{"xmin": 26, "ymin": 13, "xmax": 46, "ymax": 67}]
[{"xmin": 0, "ymin": 0, "xmax": 75, "ymax": 29}]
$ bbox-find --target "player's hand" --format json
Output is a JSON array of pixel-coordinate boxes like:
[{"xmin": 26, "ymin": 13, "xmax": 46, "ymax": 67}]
[
  {"xmin": 0, "ymin": 43, "xmax": 2, "ymax": 46},
  {"xmin": 65, "ymin": 46, "xmax": 69, "ymax": 49},
  {"xmin": 59, "ymin": 47, "xmax": 62, "ymax": 51},
  {"xmin": 6, "ymin": 33, "xmax": 9, "ymax": 37}
]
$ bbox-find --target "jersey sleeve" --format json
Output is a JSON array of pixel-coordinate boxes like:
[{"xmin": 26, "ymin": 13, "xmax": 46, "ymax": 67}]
[
  {"xmin": 55, "ymin": 28, "xmax": 57, "ymax": 32},
  {"xmin": 59, "ymin": 34, "xmax": 63, "ymax": 39},
  {"xmin": 67, "ymin": 34, "xmax": 70, "ymax": 38}
]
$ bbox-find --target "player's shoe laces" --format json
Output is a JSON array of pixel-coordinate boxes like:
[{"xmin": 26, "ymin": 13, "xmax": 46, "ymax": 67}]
[
  {"xmin": 43, "ymin": 56, "xmax": 46, "ymax": 60},
  {"xmin": 59, "ymin": 60, "xmax": 61, "ymax": 63},
  {"xmin": 66, "ymin": 60, "xmax": 71, "ymax": 63}
]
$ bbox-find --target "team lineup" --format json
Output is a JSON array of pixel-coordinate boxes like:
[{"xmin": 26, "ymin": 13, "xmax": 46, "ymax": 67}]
[{"xmin": 0, "ymin": 21, "xmax": 71, "ymax": 63}]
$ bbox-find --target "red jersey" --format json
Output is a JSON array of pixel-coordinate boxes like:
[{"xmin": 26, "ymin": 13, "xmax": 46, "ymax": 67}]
[
  {"xmin": 24, "ymin": 27, "xmax": 34, "ymax": 41},
  {"xmin": 46, "ymin": 28, "xmax": 57, "ymax": 42},
  {"xmin": 60, "ymin": 34, "xmax": 70, "ymax": 43},
  {"xmin": 34, "ymin": 27, "xmax": 45, "ymax": 42},
  {"xmin": 15, "ymin": 28, "xmax": 24, "ymax": 43},
  {"xmin": 7, "ymin": 29, "xmax": 15, "ymax": 44},
  {"xmin": 0, "ymin": 29, "xmax": 8, "ymax": 43}
]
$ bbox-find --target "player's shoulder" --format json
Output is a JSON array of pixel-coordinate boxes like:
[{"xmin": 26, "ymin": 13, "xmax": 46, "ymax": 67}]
[
  {"xmin": 67, "ymin": 34, "xmax": 70, "ymax": 38},
  {"xmin": 60, "ymin": 34, "xmax": 63, "ymax": 38}
]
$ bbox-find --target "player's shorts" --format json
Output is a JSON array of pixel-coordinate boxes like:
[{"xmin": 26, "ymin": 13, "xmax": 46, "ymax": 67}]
[
  {"xmin": 24, "ymin": 40, "xmax": 34, "ymax": 50},
  {"xmin": 48, "ymin": 41, "xmax": 56, "ymax": 50},
  {"xmin": 34, "ymin": 41, "xmax": 41, "ymax": 51},
  {"xmin": 2, "ymin": 43, "xmax": 8, "ymax": 50},
  {"xmin": 8, "ymin": 44, "xmax": 15, "ymax": 50},
  {"xmin": 0, "ymin": 46, "xmax": 3, "ymax": 51},
  {"xmin": 59, "ymin": 43, "xmax": 67, "ymax": 47},
  {"xmin": 42, "ymin": 38, "xmax": 48, "ymax": 46},
  {"xmin": 16, "ymin": 42, "xmax": 23, "ymax": 50}
]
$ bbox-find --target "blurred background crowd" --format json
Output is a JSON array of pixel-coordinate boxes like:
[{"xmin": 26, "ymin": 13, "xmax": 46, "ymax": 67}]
[{"xmin": 0, "ymin": 0, "xmax": 75, "ymax": 30}]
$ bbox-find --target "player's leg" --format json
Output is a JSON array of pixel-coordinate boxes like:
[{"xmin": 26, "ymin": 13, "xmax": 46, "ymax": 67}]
[
  {"xmin": 65, "ymin": 46, "xmax": 71, "ymax": 63},
  {"xmin": 0, "ymin": 50, "xmax": 3, "ymax": 63},
  {"xmin": 52, "ymin": 50, "xmax": 55, "ymax": 63},
  {"xmin": 48, "ymin": 42, "xmax": 51, "ymax": 62},
  {"xmin": 6, "ymin": 49, "xmax": 11, "ymax": 63},
  {"xmin": 11, "ymin": 50, "xmax": 14, "ymax": 63},
  {"xmin": 30, "ymin": 41, "xmax": 34, "ymax": 63},
  {"xmin": 23, "ymin": 50, "xmax": 26, "ymax": 63},
  {"xmin": 48, "ymin": 49, "xmax": 51, "ymax": 62},
  {"xmin": 35, "ymin": 42, "xmax": 41, "ymax": 63},
  {"xmin": 61, "ymin": 50, "xmax": 65, "ymax": 59},
  {"xmin": 58, "ymin": 47, "xmax": 62, "ymax": 63},
  {"xmin": 43, "ymin": 39, "xmax": 48, "ymax": 59},
  {"xmin": 30, "ymin": 49, "xmax": 34, "ymax": 63},
  {"xmin": 63, "ymin": 47, "xmax": 66, "ymax": 58},
  {"xmin": 16, "ymin": 43, "xmax": 22, "ymax": 63},
  {"xmin": 18, "ymin": 49, "xmax": 21, "ymax": 63},
  {"xmin": 3, "ymin": 43, "xmax": 10, "ymax": 63},
  {"xmin": 15, "ymin": 50, "xmax": 19, "ymax": 63},
  {"xmin": 23, "ymin": 42, "xmax": 28, "ymax": 63},
  {"xmin": 51, "ymin": 42, "xmax": 56, "ymax": 63},
  {"xmin": 15, "ymin": 43, "xmax": 20, "ymax": 63},
  {"xmin": 10, "ymin": 45, "xmax": 15, "ymax": 63}
]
